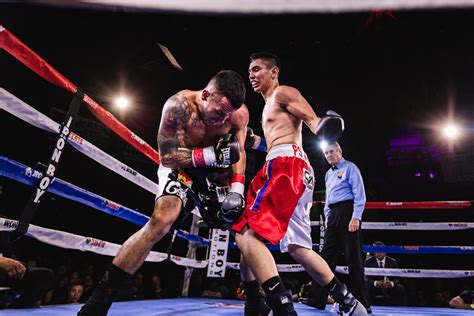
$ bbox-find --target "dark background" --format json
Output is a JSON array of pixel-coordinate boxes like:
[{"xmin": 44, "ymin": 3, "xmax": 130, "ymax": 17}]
[{"xmin": 0, "ymin": 3, "xmax": 473, "ymax": 304}]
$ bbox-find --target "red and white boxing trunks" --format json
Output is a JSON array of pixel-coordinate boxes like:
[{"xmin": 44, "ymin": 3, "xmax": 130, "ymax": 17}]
[{"xmin": 232, "ymin": 144, "xmax": 315, "ymax": 252}]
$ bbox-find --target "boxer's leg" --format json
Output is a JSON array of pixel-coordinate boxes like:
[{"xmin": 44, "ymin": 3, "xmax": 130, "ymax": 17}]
[{"xmin": 78, "ymin": 196, "xmax": 181, "ymax": 316}]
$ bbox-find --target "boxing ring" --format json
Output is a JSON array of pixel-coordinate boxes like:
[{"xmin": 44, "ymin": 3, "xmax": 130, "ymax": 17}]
[
  {"xmin": 0, "ymin": 298, "xmax": 469, "ymax": 315},
  {"xmin": 1, "ymin": 24, "xmax": 474, "ymax": 316}
]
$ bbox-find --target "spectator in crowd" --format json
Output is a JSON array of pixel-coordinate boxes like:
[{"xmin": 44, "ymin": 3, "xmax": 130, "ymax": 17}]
[
  {"xmin": 365, "ymin": 241, "xmax": 407, "ymax": 306},
  {"xmin": 80, "ymin": 274, "xmax": 96, "ymax": 303},
  {"xmin": 0, "ymin": 221, "xmax": 54, "ymax": 309},
  {"xmin": 52, "ymin": 279, "xmax": 85, "ymax": 305},
  {"xmin": 80, "ymin": 263, "xmax": 96, "ymax": 279},
  {"xmin": 296, "ymin": 281, "xmax": 312, "ymax": 304},
  {"xmin": 69, "ymin": 271, "xmax": 81, "ymax": 282},
  {"xmin": 50, "ymin": 273, "xmax": 71, "ymax": 304},
  {"xmin": 66, "ymin": 280, "xmax": 85, "ymax": 304},
  {"xmin": 414, "ymin": 288, "xmax": 429, "ymax": 307},
  {"xmin": 449, "ymin": 290, "xmax": 473, "ymax": 309},
  {"xmin": 115, "ymin": 272, "xmax": 146, "ymax": 301},
  {"xmin": 149, "ymin": 274, "xmax": 163, "ymax": 299},
  {"xmin": 235, "ymin": 281, "xmax": 245, "ymax": 300},
  {"xmin": 432, "ymin": 289, "xmax": 451, "ymax": 307},
  {"xmin": 131, "ymin": 273, "xmax": 145, "ymax": 300},
  {"xmin": 235, "ymin": 280, "xmax": 265, "ymax": 301},
  {"xmin": 201, "ymin": 280, "xmax": 223, "ymax": 299}
]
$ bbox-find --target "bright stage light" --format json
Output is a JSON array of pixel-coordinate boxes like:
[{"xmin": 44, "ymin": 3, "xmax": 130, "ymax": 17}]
[
  {"xmin": 319, "ymin": 140, "xmax": 328, "ymax": 151},
  {"xmin": 114, "ymin": 96, "xmax": 130, "ymax": 109},
  {"xmin": 442, "ymin": 124, "xmax": 460, "ymax": 139}
]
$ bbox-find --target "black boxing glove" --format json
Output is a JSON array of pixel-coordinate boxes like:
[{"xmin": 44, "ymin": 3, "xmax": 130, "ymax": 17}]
[
  {"xmin": 315, "ymin": 110, "xmax": 345, "ymax": 143},
  {"xmin": 221, "ymin": 192, "xmax": 245, "ymax": 223},
  {"xmin": 215, "ymin": 134, "xmax": 240, "ymax": 165},
  {"xmin": 191, "ymin": 134, "xmax": 240, "ymax": 167},
  {"xmin": 245, "ymin": 127, "xmax": 267, "ymax": 151},
  {"xmin": 220, "ymin": 173, "xmax": 245, "ymax": 223}
]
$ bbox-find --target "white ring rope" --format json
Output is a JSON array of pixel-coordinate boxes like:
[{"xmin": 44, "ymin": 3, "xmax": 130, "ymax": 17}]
[
  {"xmin": 52, "ymin": 0, "xmax": 474, "ymax": 14},
  {"xmin": 1, "ymin": 217, "xmax": 471, "ymax": 278},
  {"xmin": 0, "ymin": 217, "xmax": 206, "ymax": 269},
  {"xmin": 226, "ymin": 263, "xmax": 474, "ymax": 278},
  {"xmin": 334, "ymin": 266, "xmax": 474, "ymax": 279},
  {"xmin": 0, "ymin": 87, "xmax": 158, "ymax": 195},
  {"xmin": 310, "ymin": 221, "xmax": 474, "ymax": 230}
]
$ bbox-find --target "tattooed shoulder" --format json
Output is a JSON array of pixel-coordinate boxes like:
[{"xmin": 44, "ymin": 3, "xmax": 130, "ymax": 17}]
[
  {"xmin": 158, "ymin": 94, "xmax": 191, "ymax": 155},
  {"xmin": 162, "ymin": 94, "xmax": 191, "ymax": 130}
]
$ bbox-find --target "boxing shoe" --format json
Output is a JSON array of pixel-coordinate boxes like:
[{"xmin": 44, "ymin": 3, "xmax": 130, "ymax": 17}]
[
  {"xmin": 77, "ymin": 286, "xmax": 116, "ymax": 316},
  {"xmin": 339, "ymin": 298, "xmax": 368, "ymax": 316},
  {"xmin": 265, "ymin": 289, "xmax": 298, "ymax": 316},
  {"xmin": 244, "ymin": 295, "xmax": 271, "ymax": 316},
  {"xmin": 78, "ymin": 264, "xmax": 131, "ymax": 316}
]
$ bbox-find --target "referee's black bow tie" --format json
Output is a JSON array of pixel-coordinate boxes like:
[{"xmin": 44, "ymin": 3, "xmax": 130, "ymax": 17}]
[{"xmin": 331, "ymin": 165, "xmax": 338, "ymax": 171}]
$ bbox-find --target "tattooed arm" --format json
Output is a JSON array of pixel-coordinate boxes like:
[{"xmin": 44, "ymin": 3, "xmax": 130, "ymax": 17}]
[{"xmin": 157, "ymin": 94, "xmax": 193, "ymax": 168}]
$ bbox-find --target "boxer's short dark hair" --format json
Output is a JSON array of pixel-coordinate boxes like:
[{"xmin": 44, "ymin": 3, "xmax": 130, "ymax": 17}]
[
  {"xmin": 211, "ymin": 70, "xmax": 246, "ymax": 109},
  {"xmin": 250, "ymin": 52, "xmax": 281, "ymax": 69}
]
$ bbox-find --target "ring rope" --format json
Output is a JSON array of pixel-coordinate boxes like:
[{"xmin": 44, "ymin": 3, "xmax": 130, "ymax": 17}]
[
  {"xmin": 0, "ymin": 155, "xmax": 149, "ymax": 226},
  {"xmin": 2, "ymin": 155, "xmax": 472, "ymax": 254},
  {"xmin": 363, "ymin": 245, "xmax": 474, "ymax": 254},
  {"xmin": 226, "ymin": 263, "xmax": 474, "ymax": 278},
  {"xmin": 0, "ymin": 153, "xmax": 471, "ymax": 273},
  {"xmin": 2, "ymin": 155, "xmax": 472, "ymax": 253},
  {"xmin": 35, "ymin": 1, "xmax": 474, "ymax": 14},
  {"xmin": 227, "ymin": 242, "xmax": 474, "ymax": 254},
  {"xmin": 0, "ymin": 217, "xmax": 206, "ymax": 268},
  {"xmin": 0, "ymin": 87, "xmax": 158, "ymax": 195},
  {"xmin": 1, "ymin": 217, "xmax": 470, "ymax": 278},
  {"xmin": 310, "ymin": 221, "xmax": 474, "ymax": 230},
  {"xmin": 0, "ymin": 26, "xmax": 161, "ymax": 165},
  {"xmin": 313, "ymin": 201, "xmax": 472, "ymax": 209},
  {"xmin": 0, "ymin": 155, "xmax": 210, "ymax": 246}
]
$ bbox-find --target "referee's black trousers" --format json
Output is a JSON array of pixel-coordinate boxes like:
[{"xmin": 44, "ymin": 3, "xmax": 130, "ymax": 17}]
[{"xmin": 309, "ymin": 200, "xmax": 370, "ymax": 309}]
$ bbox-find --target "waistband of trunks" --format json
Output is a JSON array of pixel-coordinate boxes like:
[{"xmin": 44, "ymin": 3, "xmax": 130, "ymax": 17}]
[{"xmin": 266, "ymin": 143, "xmax": 308, "ymax": 162}]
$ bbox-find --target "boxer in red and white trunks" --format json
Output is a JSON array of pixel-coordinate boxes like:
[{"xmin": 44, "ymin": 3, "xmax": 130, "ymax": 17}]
[
  {"xmin": 233, "ymin": 143, "xmax": 314, "ymax": 248},
  {"xmin": 233, "ymin": 52, "xmax": 367, "ymax": 316}
]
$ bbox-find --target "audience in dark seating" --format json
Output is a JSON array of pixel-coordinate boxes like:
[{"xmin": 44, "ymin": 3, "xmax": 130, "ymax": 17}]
[
  {"xmin": 449, "ymin": 290, "xmax": 473, "ymax": 310},
  {"xmin": 0, "ymin": 236, "xmax": 469, "ymax": 310},
  {"xmin": 365, "ymin": 241, "xmax": 407, "ymax": 306},
  {"xmin": 0, "ymin": 226, "xmax": 54, "ymax": 309}
]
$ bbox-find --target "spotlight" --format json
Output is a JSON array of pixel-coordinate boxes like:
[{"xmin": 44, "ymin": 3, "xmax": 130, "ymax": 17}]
[
  {"xmin": 319, "ymin": 140, "xmax": 328, "ymax": 151},
  {"xmin": 442, "ymin": 124, "xmax": 460, "ymax": 140},
  {"xmin": 114, "ymin": 96, "xmax": 130, "ymax": 109}
]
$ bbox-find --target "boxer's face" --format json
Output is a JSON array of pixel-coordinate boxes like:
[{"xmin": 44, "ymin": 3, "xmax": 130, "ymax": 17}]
[
  {"xmin": 201, "ymin": 90, "xmax": 235, "ymax": 127},
  {"xmin": 248, "ymin": 58, "xmax": 277, "ymax": 93},
  {"xmin": 324, "ymin": 145, "xmax": 342, "ymax": 166}
]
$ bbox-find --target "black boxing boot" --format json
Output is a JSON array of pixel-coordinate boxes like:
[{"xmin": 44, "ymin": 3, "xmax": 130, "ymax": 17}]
[
  {"xmin": 77, "ymin": 264, "xmax": 130, "ymax": 316},
  {"xmin": 338, "ymin": 297, "xmax": 368, "ymax": 316},
  {"xmin": 243, "ymin": 280, "xmax": 271, "ymax": 316},
  {"xmin": 245, "ymin": 295, "xmax": 271, "ymax": 316},
  {"xmin": 324, "ymin": 277, "xmax": 367, "ymax": 316},
  {"xmin": 265, "ymin": 289, "xmax": 297, "ymax": 316}
]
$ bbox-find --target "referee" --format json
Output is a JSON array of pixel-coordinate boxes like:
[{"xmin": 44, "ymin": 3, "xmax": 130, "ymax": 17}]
[{"xmin": 310, "ymin": 142, "xmax": 371, "ymax": 312}]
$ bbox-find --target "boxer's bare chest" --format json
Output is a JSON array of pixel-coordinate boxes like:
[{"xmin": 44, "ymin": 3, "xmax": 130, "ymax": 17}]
[
  {"xmin": 261, "ymin": 96, "xmax": 288, "ymax": 131},
  {"xmin": 183, "ymin": 110, "xmax": 232, "ymax": 148}
]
